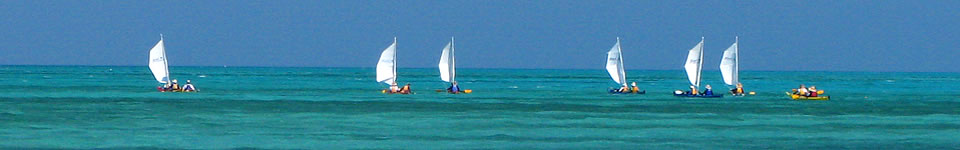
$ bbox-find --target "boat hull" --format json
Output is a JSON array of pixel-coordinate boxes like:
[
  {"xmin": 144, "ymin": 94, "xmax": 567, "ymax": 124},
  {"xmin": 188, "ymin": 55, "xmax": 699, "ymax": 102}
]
[
  {"xmin": 787, "ymin": 93, "xmax": 829, "ymax": 100},
  {"xmin": 609, "ymin": 90, "xmax": 645, "ymax": 94},
  {"xmin": 673, "ymin": 93, "xmax": 723, "ymax": 98}
]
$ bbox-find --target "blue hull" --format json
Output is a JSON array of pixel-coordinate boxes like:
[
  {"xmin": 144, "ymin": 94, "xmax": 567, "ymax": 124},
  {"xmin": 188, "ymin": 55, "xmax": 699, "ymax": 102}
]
[{"xmin": 673, "ymin": 93, "xmax": 723, "ymax": 98}]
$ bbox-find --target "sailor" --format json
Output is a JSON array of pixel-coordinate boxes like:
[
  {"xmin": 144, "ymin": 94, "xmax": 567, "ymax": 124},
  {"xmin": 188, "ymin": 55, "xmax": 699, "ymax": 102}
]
[
  {"xmin": 617, "ymin": 85, "xmax": 629, "ymax": 93},
  {"xmin": 169, "ymin": 79, "xmax": 181, "ymax": 91},
  {"xmin": 389, "ymin": 83, "xmax": 400, "ymax": 93},
  {"xmin": 182, "ymin": 80, "xmax": 197, "ymax": 92},
  {"xmin": 730, "ymin": 83, "xmax": 745, "ymax": 94},
  {"xmin": 807, "ymin": 86, "xmax": 818, "ymax": 97},
  {"xmin": 689, "ymin": 85, "xmax": 698, "ymax": 95},
  {"xmin": 447, "ymin": 81, "xmax": 461, "ymax": 93},
  {"xmin": 630, "ymin": 82, "xmax": 640, "ymax": 93},
  {"xmin": 795, "ymin": 84, "xmax": 808, "ymax": 96},
  {"xmin": 399, "ymin": 83, "xmax": 412, "ymax": 94},
  {"xmin": 703, "ymin": 85, "xmax": 714, "ymax": 95}
]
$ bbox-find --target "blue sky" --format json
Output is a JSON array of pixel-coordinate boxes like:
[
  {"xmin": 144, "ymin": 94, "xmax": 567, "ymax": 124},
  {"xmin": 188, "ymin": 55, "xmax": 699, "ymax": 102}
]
[{"xmin": 1, "ymin": 0, "xmax": 958, "ymax": 72}]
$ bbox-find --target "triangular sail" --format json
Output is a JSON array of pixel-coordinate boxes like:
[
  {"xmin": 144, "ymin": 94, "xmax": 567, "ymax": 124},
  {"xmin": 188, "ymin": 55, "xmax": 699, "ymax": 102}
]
[
  {"xmin": 376, "ymin": 37, "xmax": 398, "ymax": 85},
  {"xmin": 148, "ymin": 36, "xmax": 169, "ymax": 84},
  {"xmin": 720, "ymin": 37, "xmax": 739, "ymax": 86},
  {"xmin": 683, "ymin": 37, "xmax": 704, "ymax": 87},
  {"xmin": 438, "ymin": 37, "xmax": 455, "ymax": 83},
  {"xmin": 605, "ymin": 38, "xmax": 627, "ymax": 86}
]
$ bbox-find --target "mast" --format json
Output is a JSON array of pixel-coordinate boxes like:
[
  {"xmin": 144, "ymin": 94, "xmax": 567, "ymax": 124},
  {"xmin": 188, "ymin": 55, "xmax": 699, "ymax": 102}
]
[
  {"xmin": 451, "ymin": 36, "xmax": 456, "ymax": 83},
  {"xmin": 696, "ymin": 36, "xmax": 704, "ymax": 88},
  {"xmin": 616, "ymin": 37, "xmax": 626, "ymax": 86},
  {"xmin": 161, "ymin": 34, "xmax": 169, "ymax": 83},
  {"xmin": 393, "ymin": 37, "xmax": 398, "ymax": 83},
  {"xmin": 734, "ymin": 36, "xmax": 739, "ymax": 85}
]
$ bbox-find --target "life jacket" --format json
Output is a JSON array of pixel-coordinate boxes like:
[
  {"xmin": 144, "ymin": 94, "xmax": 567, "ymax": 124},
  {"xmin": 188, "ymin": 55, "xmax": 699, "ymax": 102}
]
[
  {"xmin": 631, "ymin": 87, "xmax": 639, "ymax": 93},
  {"xmin": 808, "ymin": 90, "xmax": 818, "ymax": 97},
  {"xmin": 736, "ymin": 88, "xmax": 743, "ymax": 94}
]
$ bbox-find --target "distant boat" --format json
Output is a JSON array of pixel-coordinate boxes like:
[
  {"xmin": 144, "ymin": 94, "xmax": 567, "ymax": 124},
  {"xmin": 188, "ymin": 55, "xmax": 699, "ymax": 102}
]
[
  {"xmin": 148, "ymin": 35, "xmax": 171, "ymax": 91},
  {"xmin": 377, "ymin": 37, "xmax": 407, "ymax": 94},
  {"xmin": 675, "ymin": 37, "xmax": 721, "ymax": 98},
  {"xmin": 720, "ymin": 36, "xmax": 742, "ymax": 96},
  {"xmin": 605, "ymin": 37, "xmax": 643, "ymax": 94},
  {"xmin": 437, "ymin": 37, "xmax": 471, "ymax": 94}
]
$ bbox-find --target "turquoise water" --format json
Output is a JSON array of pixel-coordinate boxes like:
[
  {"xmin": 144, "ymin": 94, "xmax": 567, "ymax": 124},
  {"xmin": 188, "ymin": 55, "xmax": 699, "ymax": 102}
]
[{"xmin": 1, "ymin": 66, "xmax": 958, "ymax": 149}]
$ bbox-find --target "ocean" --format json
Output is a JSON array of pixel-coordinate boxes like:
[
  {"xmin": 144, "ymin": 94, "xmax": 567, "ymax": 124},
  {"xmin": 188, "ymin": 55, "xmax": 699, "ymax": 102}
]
[{"xmin": 1, "ymin": 66, "xmax": 958, "ymax": 149}]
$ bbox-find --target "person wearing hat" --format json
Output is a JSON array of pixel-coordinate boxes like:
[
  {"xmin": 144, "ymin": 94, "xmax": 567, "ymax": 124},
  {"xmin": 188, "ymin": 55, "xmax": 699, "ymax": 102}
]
[
  {"xmin": 703, "ymin": 84, "xmax": 714, "ymax": 96},
  {"xmin": 166, "ymin": 79, "xmax": 181, "ymax": 92},
  {"xmin": 388, "ymin": 83, "xmax": 400, "ymax": 93},
  {"xmin": 730, "ymin": 83, "xmax": 745, "ymax": 95},
  {"xmin": 182, "ymin": 80, "xmax": 197, "ymax": 92},
  {"xmin": 630, "ymin": 82, "xmax": 640, "ymax": 93}
]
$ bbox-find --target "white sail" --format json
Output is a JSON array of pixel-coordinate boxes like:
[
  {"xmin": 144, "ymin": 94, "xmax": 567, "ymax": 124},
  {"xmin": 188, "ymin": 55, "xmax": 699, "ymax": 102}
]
[
  {"xmin": 148, "ymin": 35, "xmax": 169, "ymax": 84},
  {"xmin": 720, "ymin": 37, "xmax": 739, "ymax": 86},
  {"xmin": 438, "ymin": 37, "xmax": 455, "ymax": 83},
  {"xmin": 605, "ymin": 37, "xmax": 627, "ymax": 86},
  {"xmin": 683, "ymin": 37, "xmax": 704, "ymax": 87},
  {"xmin": 376, "ymin": 37, "xmax": 398, "ymax": 85}
]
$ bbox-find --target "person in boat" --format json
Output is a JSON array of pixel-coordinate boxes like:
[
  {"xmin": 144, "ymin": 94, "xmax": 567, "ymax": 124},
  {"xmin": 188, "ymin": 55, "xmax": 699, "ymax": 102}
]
[
  {"xmin": 806, "ymin": 86, "xmax": 818, "ymax": 97},
  {"xmin": 616, "ymin": 85, "xmax": 630, "ymax": 93},
  {"xmin": 399, "ymin": 83, "xmax": 412, "ymax": 94},
  {"xmin": 447, "ymin": 81, "xmax": 461, "ymax": 93},
  {"xmin": 630, "ymin": 82, "xmax": 640, "ymax": 93},
  {"xmin": 794, "ymin": 84, "xmax": 807, "ymax": 96},
  {"xmin": 703, "ymin": 84, "xmax": 714, "ymax": 96},
  {"xmin": 182, "ymin": 80, "xmax": 197, "ymax": 92},
  {"xmin": 165, "ymin": 79, "xmax": 181, "ymax": 91},
  {"xmin": 388, "ymin": 83, "xmax": 400, "ymax": 93},
  {"xmin": 688, "ymin": 85, "xmax": 698, "ymax": 95},
  {"xmin": 730, "ymin": 83, "xmax": 745, "ymax": 95}
]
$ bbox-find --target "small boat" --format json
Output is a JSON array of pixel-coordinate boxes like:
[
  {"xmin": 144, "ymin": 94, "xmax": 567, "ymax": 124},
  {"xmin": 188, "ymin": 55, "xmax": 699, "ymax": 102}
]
[
  {"xmin": 148, "ymin": 34, "xmax": 192, "ymax": 92},
  {"xmin": 437, "ymin": 37, "xmax": 471, "ymax": 94},
  {"xmin": 606, "ymin": 37, "xmax": 643, "ymax": 94},
  {"xmin": 786, "ymin": 92, "xmax": 829, "ymax": 100},
  {"xmin": 720, "ymin": 36, "xmax": 745, "ymax": 96},
  {"xmin": 377, "ymin": 37, "xmax": 409, "ymax": 94},
  {"xmin": 674, "ymin": 37, "xmax": 721, "ymax": 98}
]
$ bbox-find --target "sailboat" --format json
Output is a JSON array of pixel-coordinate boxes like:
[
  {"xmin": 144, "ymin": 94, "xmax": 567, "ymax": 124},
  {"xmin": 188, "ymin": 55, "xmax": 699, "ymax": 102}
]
[
  {"xmin": 377, "ymin": 37, "xmax": 408, "ymax": 94},
  {"xmin": 437, "ymin": 37, "xmax": 471, "ymax": 94},
  {"xmin": 606, "ymin": 37, "xmax": 643, "ymax": 94},
  {"xmin": 720, "ymin": 36, "xmax": 744, "ymax": 96},
  {"xmin": 674, "ymin": 37, "xmax": 721, "ymax": 98},
  {"xmin": 148, "ymin": 34, "xmax": 172, "ymax": 92}
]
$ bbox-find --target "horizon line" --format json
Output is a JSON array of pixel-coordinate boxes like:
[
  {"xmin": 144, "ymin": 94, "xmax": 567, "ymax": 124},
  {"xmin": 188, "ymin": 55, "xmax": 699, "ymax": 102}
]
[{"xmin": 0, "ymin": 64, "xmax": 955, "ymax": 74}]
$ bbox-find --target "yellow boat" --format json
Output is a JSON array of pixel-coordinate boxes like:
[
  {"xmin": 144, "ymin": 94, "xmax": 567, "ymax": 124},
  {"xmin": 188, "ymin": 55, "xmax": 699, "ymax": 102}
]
[{"xmin": 786, "ymin": 92, "xmax": 829, "ymax": 100}]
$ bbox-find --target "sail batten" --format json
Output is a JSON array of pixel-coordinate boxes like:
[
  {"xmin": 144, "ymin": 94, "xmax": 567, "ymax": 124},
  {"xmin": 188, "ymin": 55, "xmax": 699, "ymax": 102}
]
[
  {"xmin": 376, "ymin": 38, "xmax": 398, "ymax": 85},
  {"xmin": 148, "ymin": 36, "xmax": 169, "ymax": 84},
  {"xmin": 683, "ymin": 38, "xmax": 705, "ymax": 87},
  {"xmin": 720, "ymin": 37, "xmax": 739, "ymax": 86},
  {"xmin": 605, "ymin": 38, "xmax": 627, "ymax": 86}
]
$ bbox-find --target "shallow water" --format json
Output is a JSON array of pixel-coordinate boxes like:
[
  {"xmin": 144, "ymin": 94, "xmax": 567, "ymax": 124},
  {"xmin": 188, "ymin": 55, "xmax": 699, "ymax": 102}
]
[{"xmin": 1, "ymin": 66, "xmax": 958, "ymax": 149}]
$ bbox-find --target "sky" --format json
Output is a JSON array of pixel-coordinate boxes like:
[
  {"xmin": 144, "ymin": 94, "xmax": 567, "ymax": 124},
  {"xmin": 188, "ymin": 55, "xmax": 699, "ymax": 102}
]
[{"xmin": 1, "ymin": 0, "xmax": 958, "ymax": 72}]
